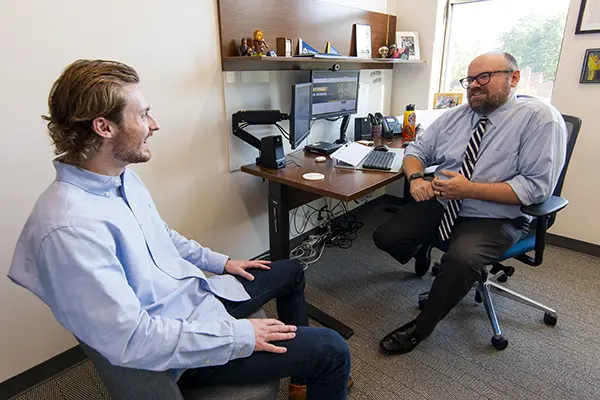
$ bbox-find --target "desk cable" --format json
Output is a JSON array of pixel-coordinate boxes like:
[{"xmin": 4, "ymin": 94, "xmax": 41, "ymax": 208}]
[{"xmin": 290, "ymin": 198, "xmax": 367, "ymax": 269}]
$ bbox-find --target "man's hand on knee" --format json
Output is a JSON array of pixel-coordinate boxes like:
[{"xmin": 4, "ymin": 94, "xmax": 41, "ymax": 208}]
[
  {"xmin": 410, "ymin": 179, "xmax": 435, "ymax": 202},
  {"xmin": 249, "ymin": 318, "xmax": 297, "ymax": 354}
]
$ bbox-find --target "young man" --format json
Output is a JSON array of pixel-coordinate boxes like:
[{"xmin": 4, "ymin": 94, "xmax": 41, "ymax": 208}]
[
  {"xmin": 373, "ymin": 52, "xmax": 567, "ymax": 354},
  {"xmin": 9, "ymin": 59, "xmax": 351, "ymax": 399}
]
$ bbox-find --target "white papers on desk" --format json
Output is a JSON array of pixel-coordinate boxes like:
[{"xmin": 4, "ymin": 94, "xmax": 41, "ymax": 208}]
[
  {"xmin": 333, "ymin": 146, "xmax": 405, "ymax": 173},
  {"xmin": 330, "ymin": 142, "xmax": 372, "ymax": 167},
  {"xmin": 415, "ymin": 109, "xmax": 449, "ymax": 130}
]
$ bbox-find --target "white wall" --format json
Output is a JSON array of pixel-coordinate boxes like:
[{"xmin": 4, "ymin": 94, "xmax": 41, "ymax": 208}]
[{"xmin": 548, "ymin": 1, "xmax": 599, "ymax": 244}]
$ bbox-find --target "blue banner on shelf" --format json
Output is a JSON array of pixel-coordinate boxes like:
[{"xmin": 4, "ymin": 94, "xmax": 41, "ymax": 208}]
[{"xmin": 298, "ymin": 38, "xmax": 320, "ymax": 55}]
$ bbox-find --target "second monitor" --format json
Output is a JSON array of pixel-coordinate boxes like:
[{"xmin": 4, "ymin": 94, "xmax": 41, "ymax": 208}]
[
  {"xmin": 310, "ymin": 70, "xmax": 359, "ymax": 120},
  {"xmin": 290, "ymin": 82, "xmax": 312, "ymax": 149}
]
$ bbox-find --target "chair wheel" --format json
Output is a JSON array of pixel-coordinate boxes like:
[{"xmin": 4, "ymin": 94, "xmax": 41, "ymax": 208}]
[
  {"xmin": 544, "ymin": 312, "xmax": 557, "ymax": 326},
  {"xmin": 474, "ymin": 291, "xmax": 483, "ymax": 303},
  {"xmin": 504, "ymin": 266, "xmax": 515, "ymax": 277},
  {"xmin": 418, "ymin": 292, "xmax": 429, "ymax": 310},
  {"xmin": 431, "ymin": 263, "xmax": 440, "ymax": 276},
  {"xmin": 497, "ymin": 273, "xmax": 508, "ymax": 283},
  {"xmin": 491, "ymin": 336, "xmax": 509, "ymax": 350}
]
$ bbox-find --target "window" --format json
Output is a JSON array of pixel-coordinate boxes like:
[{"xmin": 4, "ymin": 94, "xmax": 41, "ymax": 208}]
[{"xmin": 440, "ymin": 0, "xmax": 570, "ymax": 101}]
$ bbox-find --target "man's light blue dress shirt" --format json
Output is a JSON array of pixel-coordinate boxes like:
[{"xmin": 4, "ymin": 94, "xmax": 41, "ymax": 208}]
[
  {"xmin": 9, "ymin": 162, "xmax": 255, "ymax": 378},
  {"xmin": 405, "ymin": 95, "xmax": 567, "ymax": 219}
]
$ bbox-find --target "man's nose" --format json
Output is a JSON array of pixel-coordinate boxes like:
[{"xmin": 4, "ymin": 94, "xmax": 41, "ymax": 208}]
[{"xmin": 149, "ymin": 114, "xmax": 160, "ymax": 131}]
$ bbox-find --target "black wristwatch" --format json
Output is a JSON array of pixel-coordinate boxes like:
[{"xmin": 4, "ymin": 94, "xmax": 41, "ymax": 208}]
[{"xmin": 408, "ymin": 172, "xmax": 425, "ymax": 183}]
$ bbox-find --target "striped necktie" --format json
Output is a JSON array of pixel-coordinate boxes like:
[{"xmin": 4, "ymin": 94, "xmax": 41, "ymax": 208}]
[{"xmin": 438, "ymin": 116, "xmax": 489, "ymax": 242}]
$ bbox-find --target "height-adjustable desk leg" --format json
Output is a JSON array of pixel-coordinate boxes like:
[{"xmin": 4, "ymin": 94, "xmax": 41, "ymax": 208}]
[{"xmin": 268, "ymin": 181, "xmax": 354, "ymax": 339}]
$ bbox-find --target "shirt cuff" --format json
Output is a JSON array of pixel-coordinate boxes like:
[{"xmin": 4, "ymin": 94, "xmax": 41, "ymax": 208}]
[
  {"xmin": 204, "ymin": 251, "xmax": 229, "ymax": 275},
  {"xmin": 506, "ymin": 175, "xmax": 532, "ymax": 206},
  {"xmin": 230, "ymin": 318, "xmax": 255, "ymax": 361}
]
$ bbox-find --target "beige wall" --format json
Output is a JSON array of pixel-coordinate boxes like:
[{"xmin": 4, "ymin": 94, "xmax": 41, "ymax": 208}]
[
  {"xmin": 548, "ymin": 0, "xmax": 599, "ymax": 244},
  {"xmin": 0, "ymin": 0, "xmax": 272, "ymax": 382}
]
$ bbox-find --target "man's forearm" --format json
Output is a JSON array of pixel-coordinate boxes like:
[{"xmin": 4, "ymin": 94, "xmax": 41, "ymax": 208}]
[
  {"xmin": 403, "ymin": 156, "xmax": 425, "ymax": 177},
  {"xmin": 468, "ymin": 182, "xmax": 521, "ymax": 205}
]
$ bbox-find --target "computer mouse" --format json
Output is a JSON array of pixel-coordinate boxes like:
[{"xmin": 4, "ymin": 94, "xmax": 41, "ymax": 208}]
[{"xmin": 374, "ymin": 144, "xmax": 389, "ymax": 152}]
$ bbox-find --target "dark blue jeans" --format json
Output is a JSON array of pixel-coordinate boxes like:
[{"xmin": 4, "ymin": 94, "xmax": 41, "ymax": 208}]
[{"xmin": 178, "ymin": 259, "xmax": 351, "ymax": 399}]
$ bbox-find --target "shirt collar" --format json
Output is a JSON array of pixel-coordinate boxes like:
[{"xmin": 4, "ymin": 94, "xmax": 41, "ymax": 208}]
[
  {"xmin": 469, "ymin": 93, "xmax": 517, "ymax": 129},
  {"xmin": 54, "ymin": 161, "xmax": 123, "ymax": 197}
]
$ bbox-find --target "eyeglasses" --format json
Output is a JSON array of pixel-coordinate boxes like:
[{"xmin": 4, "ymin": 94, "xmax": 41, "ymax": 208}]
[{"xmin": 459, "ymin": 70, "xmax": 514, "ymax": 89}]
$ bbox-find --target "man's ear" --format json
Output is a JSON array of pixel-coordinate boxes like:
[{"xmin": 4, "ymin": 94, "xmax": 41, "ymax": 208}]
[
  {"xmin": 91, "ymin": 117, "xmax": 117, "ymax": 139},
  {"xmin": 510, "ymin": 70, "xmax": 521, "ymax": 88}
]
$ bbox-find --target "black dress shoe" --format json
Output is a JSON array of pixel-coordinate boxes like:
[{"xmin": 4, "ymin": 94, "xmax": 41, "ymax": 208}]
[
  {"xmin": 414, "ymin": 244, "xmax": 432, "ymax": 277},
  {"xmin": 380, "ymin": 320, "xmax": 421, "ymax": 355}
]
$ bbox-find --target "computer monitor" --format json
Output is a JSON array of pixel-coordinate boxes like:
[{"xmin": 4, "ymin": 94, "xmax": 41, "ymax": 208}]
[
  {"xmin": 310, "ymin": 70, "xmax": 360, "ymax": 120},
  {"xmin": 290, "ymin": 83, "xmax": 312, "ymax": 149}
]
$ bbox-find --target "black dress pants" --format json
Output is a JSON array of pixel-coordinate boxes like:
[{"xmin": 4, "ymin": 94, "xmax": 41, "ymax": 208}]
[{"xmin": 373, "ymin": 199, "xmax": 529, "ymax": 339}]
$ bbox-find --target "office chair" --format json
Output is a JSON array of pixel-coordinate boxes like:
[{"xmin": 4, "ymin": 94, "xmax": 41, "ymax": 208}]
[
  {"xmin": 419, "ymin": 114, "xmax": 582, "ymax": 350},
  {"xmin": 78, "ymin": 308, "xmax": 279, "ymax": 400}
]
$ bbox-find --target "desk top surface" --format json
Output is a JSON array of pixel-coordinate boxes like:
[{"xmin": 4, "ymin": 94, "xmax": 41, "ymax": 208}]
[{"xmin": 240, "ymin": 137, "xmax": 406, "ymax": 202}]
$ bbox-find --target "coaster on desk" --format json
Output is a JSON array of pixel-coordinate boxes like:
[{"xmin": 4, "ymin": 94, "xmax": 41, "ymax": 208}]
[{"xmin": 302, "ymin": 172, "xmax": 325, "ymax": 181}]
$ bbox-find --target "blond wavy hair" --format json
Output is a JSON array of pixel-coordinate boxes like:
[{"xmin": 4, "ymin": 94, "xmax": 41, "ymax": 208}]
[{"xmin": 42, "ymin": 59, "xmax": 139, "ymax": 165}]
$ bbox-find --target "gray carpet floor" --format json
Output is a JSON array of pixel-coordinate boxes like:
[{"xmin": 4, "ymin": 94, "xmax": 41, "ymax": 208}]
[{"xmin": 12, "ymin": 203, "xmax": 600, "ymax": 400}]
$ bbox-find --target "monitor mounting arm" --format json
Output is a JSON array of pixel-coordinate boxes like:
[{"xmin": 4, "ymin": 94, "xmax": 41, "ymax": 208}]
[
  {"xmin": 334, "ymin": 115, "xmax": 351, "ymax": 145},
  {"xmin": 232, "ymin": 110, "xmax": 289, "ymax": 151}
]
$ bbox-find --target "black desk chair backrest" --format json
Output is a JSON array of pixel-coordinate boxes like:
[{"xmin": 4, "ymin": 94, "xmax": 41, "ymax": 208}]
[
  {"xmin": 538, "ymin": 114, "xmax": 581, "ymax": 231},
  {"xmin": 500, "ymin": 112, "xmax": 581, "ymax": 266},
  {"xmin": 553, "ymin": 114, "xmax": 581, "ymax": 197}
]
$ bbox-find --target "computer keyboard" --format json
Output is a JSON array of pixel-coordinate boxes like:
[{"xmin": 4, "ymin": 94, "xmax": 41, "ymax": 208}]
[{"xmin": 362, "ymin": 151, "xmax": 396, "ymax": 171}]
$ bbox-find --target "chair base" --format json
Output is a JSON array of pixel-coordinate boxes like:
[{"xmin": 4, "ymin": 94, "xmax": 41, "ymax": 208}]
[{"xmin": 418, "ymin": 270, "xmax": 557, "ymax": 350}]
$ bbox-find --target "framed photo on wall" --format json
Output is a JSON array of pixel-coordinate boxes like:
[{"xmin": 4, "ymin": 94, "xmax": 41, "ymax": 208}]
[
  {"xmin": 433, "ymin": 92, "xmax": 463, "ymax": 109},
  {"xmin": 580, "ymin": 48, "xmax": 600, "ymax": 83},
  {"xmin": 395, "ymin": 31, "xmax": 420, "ymax": 60},
  {"xmin": 575, "ymin": 0, "xmax": 600, "ymax": 34}
]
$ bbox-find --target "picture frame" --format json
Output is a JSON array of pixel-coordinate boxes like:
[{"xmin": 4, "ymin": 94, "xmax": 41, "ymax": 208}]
[
  {"xmin": 575, "ymin": 0, "xmax": 600, "ymax": 34},
  {"xmin": 433, "ymin": 92, "xmax": 463, "ymax": 109},
  {"xmin": 395, "ymin": 31, "xmax": 420, "ymax": 60},
  {"xmin": 580, "ymin": 48, "xmax": 600, "ymax": 83},
  {"xmin": 354, "ymin": 24, "xmax": 372, "ymax": 59}
]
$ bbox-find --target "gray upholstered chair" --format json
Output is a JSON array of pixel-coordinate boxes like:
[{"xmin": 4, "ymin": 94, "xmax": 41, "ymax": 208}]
[{"xmin": 79, "ymin": 309, "xmax": 279, "ymax": 400}]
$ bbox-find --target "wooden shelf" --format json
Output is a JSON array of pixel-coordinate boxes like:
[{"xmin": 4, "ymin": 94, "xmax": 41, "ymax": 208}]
[{"xmin": 222, "ymin": 56, "xmax": 426, "ymax": 71}]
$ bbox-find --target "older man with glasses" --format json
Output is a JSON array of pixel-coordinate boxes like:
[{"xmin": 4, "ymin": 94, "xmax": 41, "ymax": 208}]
[{"xmin": 372, "ymin": 51, "xmax": 567, "ymax": 354}]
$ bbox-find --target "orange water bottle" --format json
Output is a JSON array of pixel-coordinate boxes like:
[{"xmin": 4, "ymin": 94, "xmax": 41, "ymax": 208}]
[{"xmin": 402, "ymin": 104, "xmax": 416, "ymax": 142}]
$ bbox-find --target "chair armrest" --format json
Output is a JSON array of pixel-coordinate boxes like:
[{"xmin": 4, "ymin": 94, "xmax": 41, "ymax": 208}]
[{"xmin": 520, "ymin": 196, "xmax": 568, "ymax": 217}]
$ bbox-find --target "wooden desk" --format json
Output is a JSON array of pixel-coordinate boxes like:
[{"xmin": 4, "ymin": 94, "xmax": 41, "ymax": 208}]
[
  {"xmin": 241, "ymin": 148, "xmax": 404, "ymax": 202},
  {"xmin": 240, "ymin": 137, "xmax": 406, "ymax": 338}
]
